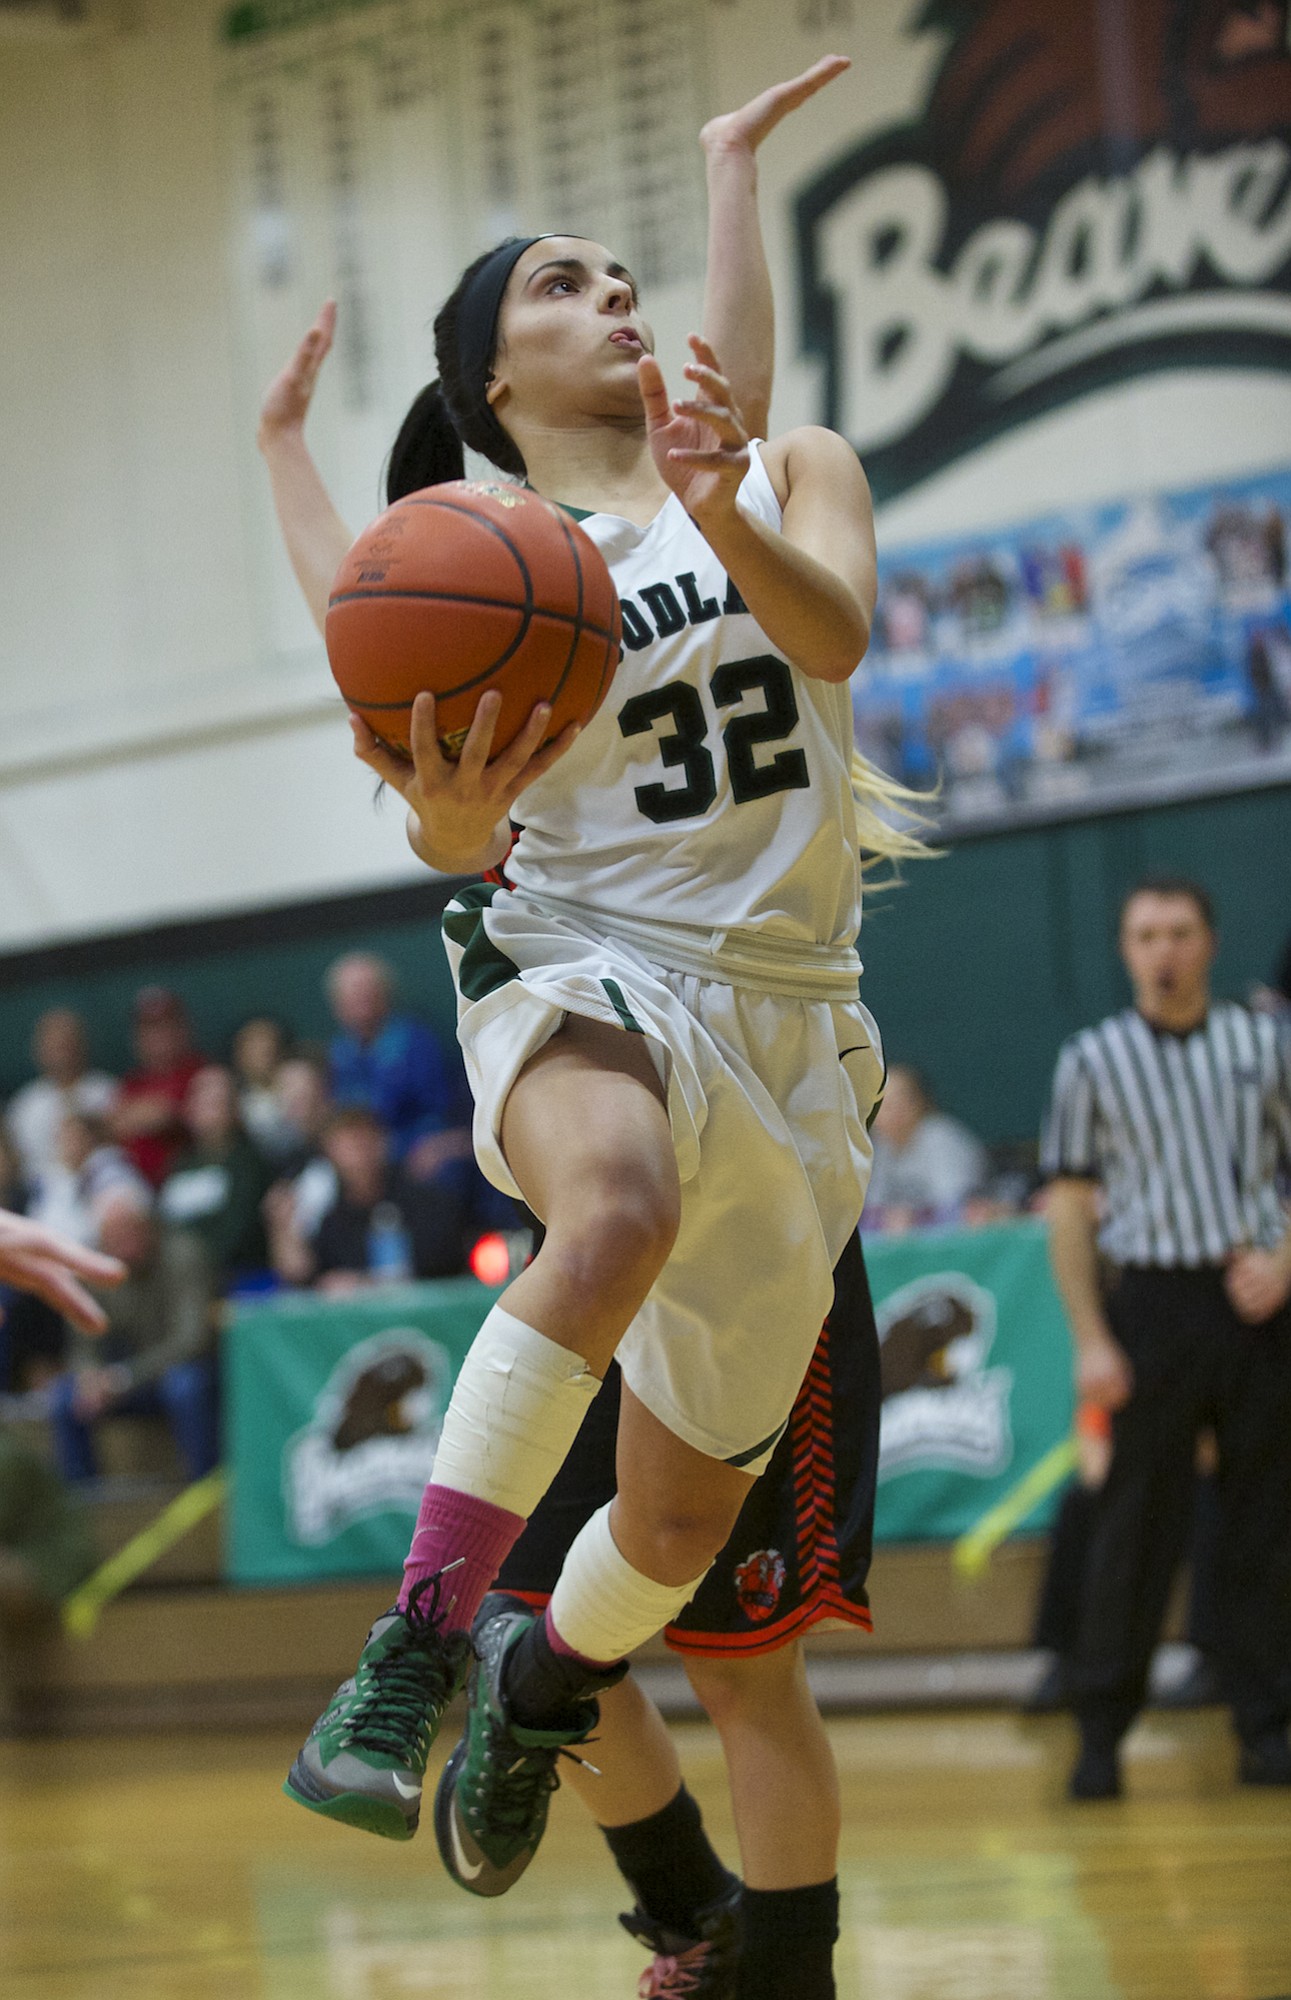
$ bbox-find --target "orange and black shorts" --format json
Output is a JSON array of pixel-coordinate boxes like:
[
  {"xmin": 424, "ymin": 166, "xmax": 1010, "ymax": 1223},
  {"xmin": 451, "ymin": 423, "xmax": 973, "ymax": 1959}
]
[{"xmin": 493, "ymin": 1230, "xmax": 881, "ymax": 1656}]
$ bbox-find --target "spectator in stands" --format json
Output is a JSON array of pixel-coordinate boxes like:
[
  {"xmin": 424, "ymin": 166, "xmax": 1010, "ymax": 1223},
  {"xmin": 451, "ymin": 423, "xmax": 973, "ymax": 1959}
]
[
  {"xmin": 5, "ymin": 1009, "xmax": 117, "ymax": 1186},
  {"xmin": 159, "ymin": 1066, "xmax": 271, "ymax": 1292},
  {"xmin": 865, "ymin": 1065, "xmax": 989, "ymax": 1231},
  {"xmin": 29, "ymin": 1111, "xmax": 149, "ymax": 1247},
  {"xmin": 0, "ymin": 1130, "xmax": 28, "ymax": 1217},
  {"xmin": 111, "ymin": 988, "xmax": 206, "ymax": 1188},
  {"xmin": 325, "ymin": 953, "xmax": 472, "ymax": 1183},
  {"xmin": 48, "ymin": 1186, "xmax": 219, "ymax": 1483},
  {"xmin": 0, "ymin": 1131, "xmax": 49, "ymax": 1392},
  {"xmin": 230, "ymin": 1015, "xmax": 297, "ymax": 1161},
  {"xmin": 268, "ymin": 1106, "xmax": 469, "ymax": 1292},
  {"xmin": 262, "ymin": 1056, "xmax": 338, "ymax": 1273}
]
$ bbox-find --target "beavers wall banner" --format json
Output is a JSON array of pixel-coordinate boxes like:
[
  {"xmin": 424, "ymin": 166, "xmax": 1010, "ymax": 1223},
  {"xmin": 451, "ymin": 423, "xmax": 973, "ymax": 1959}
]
[
  {"xmin": 224, "ymin": 1228, "xmax": 1074, "ymax": 1583},
  {"xmin": 789, "ymin": 0, "xmax": 1291, "ymax": 829},
  {"xmin": 795, "ymin": 0, "xmax": 1291, "ymax": 504}
]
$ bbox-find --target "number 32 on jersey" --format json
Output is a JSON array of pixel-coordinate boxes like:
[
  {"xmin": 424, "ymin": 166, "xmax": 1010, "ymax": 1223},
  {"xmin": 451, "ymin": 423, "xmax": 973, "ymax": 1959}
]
[{"xmin": 617, "ymin": 655, "xmax": 809, "ymax": 824}]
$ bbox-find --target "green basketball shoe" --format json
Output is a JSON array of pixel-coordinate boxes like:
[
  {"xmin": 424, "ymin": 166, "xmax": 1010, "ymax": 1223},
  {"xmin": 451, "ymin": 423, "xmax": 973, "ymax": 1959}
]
[
  {"xmin": 284, "ymin": 1570, "xmax": 474, "ymax": 1840},
  {"xmin": 434, "ymin": 1597, "xmax": 611, "ymax": 1896}
]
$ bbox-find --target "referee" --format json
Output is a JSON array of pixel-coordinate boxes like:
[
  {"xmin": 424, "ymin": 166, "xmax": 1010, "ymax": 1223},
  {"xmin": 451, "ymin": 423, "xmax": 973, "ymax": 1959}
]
[{"xmin": 1042, "ymin": 875, "xmax": 1291, "ymax": 1800}]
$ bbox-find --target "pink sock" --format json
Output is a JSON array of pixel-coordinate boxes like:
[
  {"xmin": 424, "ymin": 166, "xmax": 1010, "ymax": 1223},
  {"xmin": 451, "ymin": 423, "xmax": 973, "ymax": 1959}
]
[
  {"xmin": 543, "ymin": 1602, "xmax": 620, "ymax": 1673},
  {"xmin": 399, "ymin": 1483, "xmax": 525, "ymax": 1630}
]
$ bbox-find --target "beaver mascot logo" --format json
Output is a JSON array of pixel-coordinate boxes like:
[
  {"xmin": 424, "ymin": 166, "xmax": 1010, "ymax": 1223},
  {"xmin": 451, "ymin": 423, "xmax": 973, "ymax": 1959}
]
[
  {"xmin": 330, "ymin": 1347, "xmax": 429, "ymax": 1452},
  {"xmin": 797, "ymin": 0, "xmax": 1291, "ymax": 497},
  {"xmin": 734, "ymin": 1548, "xmax": 788, "ymax": 1624},
  {"xmin": 875, "ymin": 1273, "xmax": 1013, "ymax": 1478},
  {"xmin": 284, "ymin": 1329, "xmax": 451, "ymax": 1546}
]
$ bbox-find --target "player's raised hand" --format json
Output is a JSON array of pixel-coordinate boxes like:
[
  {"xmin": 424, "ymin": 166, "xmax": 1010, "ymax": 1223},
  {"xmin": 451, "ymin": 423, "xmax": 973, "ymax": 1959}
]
[
  {"xmin": 640, "ymin": 335, "xmax": 750, "ymax": 524},
  {"xmin": 0, "ymin": 1210, "xmax": 125, "ymax": 1336},
  {"xmin": 258, "ymin": 300, "xmax": 337, "ymax": 450},
  {"xmin": 700, "ymin": 55, "xmax": 851, "ymax": 159}
]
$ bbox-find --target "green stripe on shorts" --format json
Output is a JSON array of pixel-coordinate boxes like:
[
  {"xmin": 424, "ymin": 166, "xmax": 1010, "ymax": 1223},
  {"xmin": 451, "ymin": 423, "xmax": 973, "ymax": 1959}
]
[
  {"xmin": 725, "ymin": 1419, "xmax": 787, "ymax": 1469},
  {"xmin": 442, "ymin": 884, "xmax": 521, "ymax": 1002},
  {"xmin": 601, "ymin": 978, "xmax": 644, "ymax": 1033}
]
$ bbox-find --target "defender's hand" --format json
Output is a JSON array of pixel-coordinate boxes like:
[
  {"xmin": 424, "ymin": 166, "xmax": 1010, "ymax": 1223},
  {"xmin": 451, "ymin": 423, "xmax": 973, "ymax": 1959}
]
[
  {"xmin": 700, "ymin": 55, "xmax": 851, "ymax": 159},
  {"xmin": 258, "ymin": 301, "xmax": 336, "ymax": 451},
  {"xmin": 0, "ymin": 1211, "xmax": 124, "ymax": 1335}
]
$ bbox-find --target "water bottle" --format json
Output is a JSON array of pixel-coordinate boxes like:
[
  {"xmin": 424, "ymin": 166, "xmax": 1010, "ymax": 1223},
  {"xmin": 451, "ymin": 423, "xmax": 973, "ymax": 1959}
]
[{"xmin": 368, "ymin": 1201, "xmax": 413, "ymax": 1284}]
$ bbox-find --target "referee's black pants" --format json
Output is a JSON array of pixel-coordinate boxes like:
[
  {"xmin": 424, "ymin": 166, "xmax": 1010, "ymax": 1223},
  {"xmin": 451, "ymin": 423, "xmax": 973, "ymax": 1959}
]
[{"xmin": 1069, "ymin": 1265, "xmax": 1291, "ymax": 1750}]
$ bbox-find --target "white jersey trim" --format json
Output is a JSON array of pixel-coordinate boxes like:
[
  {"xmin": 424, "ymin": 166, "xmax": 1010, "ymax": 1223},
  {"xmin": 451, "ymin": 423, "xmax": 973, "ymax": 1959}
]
[{"xmin": 518, "ymin": 888, "xmax": 863, "ymax": 1000}]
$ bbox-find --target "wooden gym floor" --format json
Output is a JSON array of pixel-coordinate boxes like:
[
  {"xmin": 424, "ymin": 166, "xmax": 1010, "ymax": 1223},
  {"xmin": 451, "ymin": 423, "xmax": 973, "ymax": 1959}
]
[{"xmin": 2, "ymin": 1707, "xmax": 1288, "ymax": 2000}]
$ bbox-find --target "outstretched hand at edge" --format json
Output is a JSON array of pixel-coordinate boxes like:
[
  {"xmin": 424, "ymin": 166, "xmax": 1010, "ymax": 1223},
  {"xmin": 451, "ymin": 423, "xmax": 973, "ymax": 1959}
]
[{"xmin": 0, "ymin": 1211, "xmax": 124, "ymax": 1336}]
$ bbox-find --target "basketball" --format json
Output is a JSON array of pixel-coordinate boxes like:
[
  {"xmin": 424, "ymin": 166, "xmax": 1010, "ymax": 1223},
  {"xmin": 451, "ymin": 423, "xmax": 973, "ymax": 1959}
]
[{"xmin": 325, "ymin": 479, "xmax": 621, "ymax": 760}]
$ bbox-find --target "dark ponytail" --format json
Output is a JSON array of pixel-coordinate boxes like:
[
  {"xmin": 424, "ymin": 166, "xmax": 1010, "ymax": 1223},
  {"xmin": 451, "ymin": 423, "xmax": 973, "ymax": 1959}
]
[
  {"xmin": 385, "ymin": 382, "xmax": 466, "ymax": 503},
  {"xmin": 386, "ymin": 238, "xmax": 537, "ymax": 504}
]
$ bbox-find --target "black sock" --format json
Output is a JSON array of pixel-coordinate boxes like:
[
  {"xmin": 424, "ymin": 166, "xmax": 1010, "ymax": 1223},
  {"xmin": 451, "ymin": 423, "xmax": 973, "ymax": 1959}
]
[
  {"xmin": 502, "ymin": 1614, "xmax": 625, "ymax": 1731},
  {"xmin": 737, "ymin": 1880, "xmax": 839, "ymax": 2000},
  {"xmin": 602, "ymin": 1785, "xmax": 737, "ymax": 1934}
]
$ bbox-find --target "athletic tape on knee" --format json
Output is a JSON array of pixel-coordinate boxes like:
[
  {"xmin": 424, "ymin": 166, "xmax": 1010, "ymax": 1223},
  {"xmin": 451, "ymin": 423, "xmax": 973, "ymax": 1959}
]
[
  {"xmin": 548, "ymin": 1501, "xmax": 710, "ymax": 1664},
  {"xmin": 430, "ymin": 1306, "xmax": 600, "ymax": 1520}
]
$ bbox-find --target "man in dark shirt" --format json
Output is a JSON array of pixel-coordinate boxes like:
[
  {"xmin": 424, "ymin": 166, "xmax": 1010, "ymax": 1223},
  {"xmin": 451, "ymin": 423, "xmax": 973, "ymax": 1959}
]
[
  {"xmin": 310, "ymin": 1107, "xmax": 469, "ymax": 1290},
  {"xmin": 159, "ymin": 1066, "xmax": 271, "ymax": 1289}
]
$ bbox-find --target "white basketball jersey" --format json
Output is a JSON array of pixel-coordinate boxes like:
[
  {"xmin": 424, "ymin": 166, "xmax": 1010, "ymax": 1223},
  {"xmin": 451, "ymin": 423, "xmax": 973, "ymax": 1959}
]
[{"xmin": 506, "ymin": 444, "xmax": 864, "ymax": 950}]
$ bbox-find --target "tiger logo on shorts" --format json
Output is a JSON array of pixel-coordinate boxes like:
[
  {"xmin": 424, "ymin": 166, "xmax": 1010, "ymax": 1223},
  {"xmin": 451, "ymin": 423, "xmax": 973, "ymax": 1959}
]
[{"xmin": 734, "ymin": 1548, "xmax": 787, "ymax": 1624}]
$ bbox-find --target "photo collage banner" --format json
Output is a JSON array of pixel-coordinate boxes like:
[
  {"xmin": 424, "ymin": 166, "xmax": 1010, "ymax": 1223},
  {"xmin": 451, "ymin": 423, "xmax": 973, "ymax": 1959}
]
[{"xmin": 856, "ymin": 470, "xmax": 1291, "ymax": 835}]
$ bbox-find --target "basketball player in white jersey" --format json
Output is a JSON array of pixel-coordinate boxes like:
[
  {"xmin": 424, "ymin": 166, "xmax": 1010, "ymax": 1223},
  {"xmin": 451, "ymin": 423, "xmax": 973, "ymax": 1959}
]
[{"xmin": 263, "ymin": 63, "xmax": 907, "ymax": 1999}]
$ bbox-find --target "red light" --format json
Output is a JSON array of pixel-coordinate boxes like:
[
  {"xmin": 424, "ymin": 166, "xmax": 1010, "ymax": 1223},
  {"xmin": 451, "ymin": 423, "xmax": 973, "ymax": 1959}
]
[{"xmin": 470, "ymin": 1232, "xmax": 511, "ymax": 1286}]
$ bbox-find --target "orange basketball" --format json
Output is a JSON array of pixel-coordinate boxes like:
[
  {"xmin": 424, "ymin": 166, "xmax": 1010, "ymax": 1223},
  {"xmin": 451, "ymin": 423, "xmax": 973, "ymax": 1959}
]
[{"xmin": 326, "ymin": 479, "xmax": 620, "ymax": 761}]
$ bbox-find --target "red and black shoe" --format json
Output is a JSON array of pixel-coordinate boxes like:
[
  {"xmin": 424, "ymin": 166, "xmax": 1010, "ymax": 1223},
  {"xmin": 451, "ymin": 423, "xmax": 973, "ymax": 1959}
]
[{"xmin": 620, "ymin": 1883, "xmax": 742, "ymax": 1998}]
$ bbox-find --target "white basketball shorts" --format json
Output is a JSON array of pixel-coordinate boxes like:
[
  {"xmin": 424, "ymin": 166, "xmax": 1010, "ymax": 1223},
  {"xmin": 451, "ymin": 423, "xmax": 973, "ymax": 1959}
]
[{"xmin": 441, "ymin": 883, "xmax": 884, "ymax": 1473}]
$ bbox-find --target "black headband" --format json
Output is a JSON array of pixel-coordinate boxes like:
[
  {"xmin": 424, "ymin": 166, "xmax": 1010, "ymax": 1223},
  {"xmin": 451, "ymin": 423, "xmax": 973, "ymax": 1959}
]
[{"xmin": 454, "ymin": 235, "xmax": 552, "ymax": 416}]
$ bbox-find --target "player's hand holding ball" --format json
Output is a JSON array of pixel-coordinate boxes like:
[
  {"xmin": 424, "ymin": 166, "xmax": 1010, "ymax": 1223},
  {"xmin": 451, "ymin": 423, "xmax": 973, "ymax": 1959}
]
[
  {"xmin": 350, "ymin": 687, "xmax": 579, "ymax": 874},
  {"xmin": 328, "ymin": 478, "xmax": 621, "ymax": 869}
]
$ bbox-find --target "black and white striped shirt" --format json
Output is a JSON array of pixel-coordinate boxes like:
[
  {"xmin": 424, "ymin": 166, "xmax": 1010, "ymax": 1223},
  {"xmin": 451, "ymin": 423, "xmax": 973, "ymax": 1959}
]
[{"xmin": 1041, "ymin": 1003, "xmax": 1291, "ymax": 1268}]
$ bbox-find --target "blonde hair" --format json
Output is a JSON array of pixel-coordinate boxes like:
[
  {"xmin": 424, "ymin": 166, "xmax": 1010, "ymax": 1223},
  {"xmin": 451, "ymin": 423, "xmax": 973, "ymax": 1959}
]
[{"xmin": 850, "ymin": 747, "xmax": 940, "ymax": 885}]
